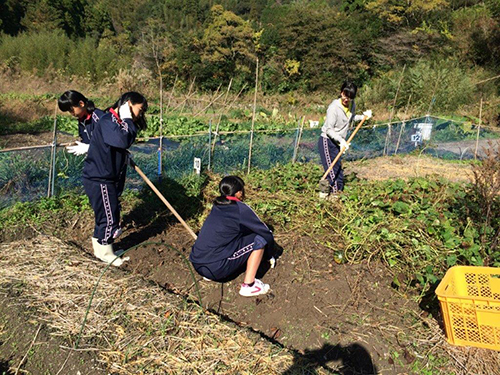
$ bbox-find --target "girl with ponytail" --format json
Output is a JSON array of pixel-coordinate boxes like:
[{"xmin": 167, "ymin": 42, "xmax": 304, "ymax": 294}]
[
  {"xmin": 83, "ymin": 92, "xmax": 148, "ymax": 267},
  {"xmin": 58, "ymin": 90, "xmax": 103, "ymax": 155},
  {"xmin": 190, "ymin": 176, "xmax": 275, "ymax": 297}
]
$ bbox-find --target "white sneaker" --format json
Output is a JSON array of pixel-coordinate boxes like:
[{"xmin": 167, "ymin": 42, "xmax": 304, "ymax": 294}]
[{"xmin": 239, "ymin": 279, "xmax": 270, "ymax": 297}]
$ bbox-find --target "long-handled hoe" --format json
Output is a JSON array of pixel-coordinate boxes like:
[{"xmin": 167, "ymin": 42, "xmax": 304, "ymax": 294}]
[
  {"xmin": 318, "ymin": 116, "xmax": 368, "ymax": 194},
  {"xmin": 129, "ymin": 158, "xmax": 198, "ymax": 240}
]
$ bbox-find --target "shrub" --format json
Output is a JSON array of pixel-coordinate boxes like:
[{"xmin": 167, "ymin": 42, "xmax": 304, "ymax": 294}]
[{"xmin": 0, "ymin": 30, "xmax": 72, "ymax": 74}]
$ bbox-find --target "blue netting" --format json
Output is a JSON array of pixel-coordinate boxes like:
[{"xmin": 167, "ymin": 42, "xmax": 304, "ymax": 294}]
[{"xmin": 1, "ymin": 116, "xmax": 499, "ymax": 208}]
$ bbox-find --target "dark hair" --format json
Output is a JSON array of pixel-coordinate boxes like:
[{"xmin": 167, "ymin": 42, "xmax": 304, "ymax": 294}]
[
  {"xmin": 109, "ymin": 91, "xmax": 148, "ymax": 130},
  {"xmin": 214, "ymin": 176, "xmax": 245, "ymax": 205},
  {"xmin": 340, "ymin": 81, "xmax": 357, "ymax": 99},
  {"xmin": 58, "ymin": 90, "xmax": 95, "ymax": 113}
]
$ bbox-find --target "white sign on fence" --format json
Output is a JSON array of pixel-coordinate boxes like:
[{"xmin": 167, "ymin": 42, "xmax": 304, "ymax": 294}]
[
  {"xmin": 415, "ymin": 123, "xmax": 433, "ymax": 141},
  {"xmin": 193, "ymin": 157, "xmax": 201, "ymax": 175}
]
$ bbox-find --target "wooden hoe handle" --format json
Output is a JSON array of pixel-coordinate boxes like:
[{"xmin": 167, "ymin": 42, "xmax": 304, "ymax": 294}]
[
  {"xmin": 320, "ymin": 116, "xmax": 368, "ymax": 181},
  {"xmin": 130, "ymin": 158, "xmax": 198, "ymax": 240}
]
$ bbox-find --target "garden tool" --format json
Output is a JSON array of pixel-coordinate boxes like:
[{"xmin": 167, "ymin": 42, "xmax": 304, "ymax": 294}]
[
  {"xmin": 318, "ymin": 115, "xmax": 368, "ymax": 191},
  {"xmin": 129, "ymin": 158, "xmax": 198, "ymax": 240}
]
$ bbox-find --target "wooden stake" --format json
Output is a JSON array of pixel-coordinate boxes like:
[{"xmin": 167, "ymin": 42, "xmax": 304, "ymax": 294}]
[
  {"xmin": 247, "ymin": 57, "xmax": 259, "ymax": 174},
  {"xmin": 211, "ymin": 79, "xmax": 233, "ymax": 154},
  {"xmin": 474, "ymin": 97, "xmax": 483, "ymax": 160},
  {"xmin": 47, "ymin": 100, "xmax": 58, "ymax": 197},
  {"xmin": 292, "ymin": 116, "xmax": 306, "ymax": 163},
  {"xmin": 384, "ymin": 64, "xmax": 406, "ymax": 155},
  {"xmin": 158, "ymin": 64, "xmax": 164, "ymax": 178},
  {"xmin": 394, "ymin": 94, "xmax": 412, "ymax": 155}
]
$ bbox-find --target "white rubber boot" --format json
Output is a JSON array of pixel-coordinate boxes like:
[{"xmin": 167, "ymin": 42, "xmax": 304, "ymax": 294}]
[{"xmin": 91, "ymin": 238, "xmax": 123, "ymax": 267}]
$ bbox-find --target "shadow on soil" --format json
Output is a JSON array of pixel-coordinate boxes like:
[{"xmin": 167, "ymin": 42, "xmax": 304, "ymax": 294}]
[
  {"xmin": 118, "ymin": 176, "xmax": 205, "ymax": 249},
  {"xmin": 0, "ymin": 359, "xmax": 13, "ymax": 374},
  {"xmin": 283, "ymin": 343, "xmax": 378, "ymax": 375}
]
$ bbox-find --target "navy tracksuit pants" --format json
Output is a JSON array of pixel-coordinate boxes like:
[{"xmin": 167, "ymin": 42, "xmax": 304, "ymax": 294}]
[
  {"xmin": 83, "ymin": 178, "xmax": 121, "ymax": 245},
  {"xmin": 318, "ymin": 136, "xmax": 344, "ymax": 192}
]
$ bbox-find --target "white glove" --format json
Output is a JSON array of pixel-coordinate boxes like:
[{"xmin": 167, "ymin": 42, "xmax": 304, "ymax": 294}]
[
  {"xmin": 118, "ymin": 101, "xmax": 132, "ymax": 120},
  {"xmin": 66, "ymin": 141, "xmax": 89, "ymax": 156},
  {"xmin": 363, "ymin": 109, "xmax": 373, "ymax": 119},
  {"xmin": 339, "ymin": 138, "xmax": 350, "ymax": 151}
]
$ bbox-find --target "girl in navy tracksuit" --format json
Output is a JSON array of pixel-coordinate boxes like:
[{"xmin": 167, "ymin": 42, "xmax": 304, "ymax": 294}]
[
  {"xmin": 83, "ymin": 92, "xmax": 148, "ymax": 266},
  {"xmin": 58, "ymin": 90, "xmax": 104, "ymax": 155},
  {"xmin": 190, "ymin": 176, "xmax": 275, "ymax": 297}
]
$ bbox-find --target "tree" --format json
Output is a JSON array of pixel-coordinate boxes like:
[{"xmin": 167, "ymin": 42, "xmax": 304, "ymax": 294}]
[
  {"xmin": 365, "ymin": 0, "xmax": 449, "ymax": 28},
  {"xmin": 200, "ymin": 5, "xmax": 256, "ymax": 87},
  {"xmin": 20, "ymin": 0, "xmax": 63, "ymax": 32},
  {"xmin": 0, "ymin": 0, "xmax": 26, "ymax": 35}
]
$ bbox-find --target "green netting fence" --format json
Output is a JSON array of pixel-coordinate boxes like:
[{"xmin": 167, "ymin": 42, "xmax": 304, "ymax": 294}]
[{"xmin": 1, "ymin": 116, "xmax": 499, "ymax": 208}]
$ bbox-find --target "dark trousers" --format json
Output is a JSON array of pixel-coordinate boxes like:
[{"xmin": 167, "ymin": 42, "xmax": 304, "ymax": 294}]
[
  {"xmin": 83, "ymin": 178, "xmax": 121, "ymax": 245},
  {"xmin": 192, "ymin": 234, "xmax": 271, "ymax": 281},
  {"xmin": 318, "ymin": 136, "xmax": 344, "ymax": 192}
]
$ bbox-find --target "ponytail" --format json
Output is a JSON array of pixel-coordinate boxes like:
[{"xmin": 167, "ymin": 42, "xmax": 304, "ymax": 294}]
[
  {"xmin": 58, "ymin": 90, "xmax": 94, "ymax": 113},
  {"xmin": 214, "ymin": 176, "xmax": 245, "ymax": 205}
]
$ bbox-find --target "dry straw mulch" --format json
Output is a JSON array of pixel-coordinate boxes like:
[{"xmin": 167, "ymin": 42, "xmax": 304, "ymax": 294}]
[
  {"xmin": 1, "ymin": 236, "xmax": 500, "ymax": 374},
  {"xmin": 0, "ymin": 236, "xmax": 301, "ymax": 374}
]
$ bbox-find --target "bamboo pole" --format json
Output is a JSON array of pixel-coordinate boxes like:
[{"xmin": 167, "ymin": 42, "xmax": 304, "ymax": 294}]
[
  {"xmin": 47, "ymin": 101, "xmax": 58, "ymax": 197},
  {"xmin": 292, "ymin": 116, "xmax": 305, "ymax": 163},
  {"xmin": 208, "ymin": 120, "xmax": 212, "ymax": 171},
  {"xmin": 384, "ymin": 64, "xmax": 406, "ymax": 155},
  {"xmin": 394, "ymin": 94, "xmax": 412, "ymax": 155},
  {"xmin": 176, "ymin": 76, "xmax": 197, "ymax": 115},
  {"xmin": 158, "ymin": 65, "xmax": 164, "ymax": 179},
  {"xmin": 247, "ymin": 57, "xmax": 259, "ymax": 175},
  {"xmin": 0, "ymin": 142, "xmax": 74, "ymax": 153},
  {"xmin": 320, "ymin": 116, "xmax": 368, "ymax": 181},
  {"xmin": 192, "ymin": 85, "xmax": 225, "ymax": 117},
  {"xmin": 211, "ymin": 79, "xmax": 233, "ymax": 154},
  {"xmin": 130, "ymin": 158, "xmax": 197, "ymax": 240},
  {"xmin": 474, "ymin": 97, "xmax": 483, "ymax": 160}
]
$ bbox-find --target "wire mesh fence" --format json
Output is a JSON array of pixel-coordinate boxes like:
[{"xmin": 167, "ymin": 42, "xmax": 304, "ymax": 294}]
[{"xmin": 1, "ymin": 116, "xmax": 499, "ymax": 208}]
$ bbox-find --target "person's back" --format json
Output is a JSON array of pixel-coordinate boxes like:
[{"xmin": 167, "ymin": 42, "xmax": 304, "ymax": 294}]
[
  {"xmin": 189, "ymin": 176, "xmax": 274, "ymax": 296},
  {"xmin": 190, "ymin": 203, "xmax": 241, "ymax": 264}
]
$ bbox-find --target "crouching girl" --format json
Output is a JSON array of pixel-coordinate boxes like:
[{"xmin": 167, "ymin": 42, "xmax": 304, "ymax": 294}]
[{"xmin": 190, "ymin": 176, "xmax": 275, "ymax": 297}]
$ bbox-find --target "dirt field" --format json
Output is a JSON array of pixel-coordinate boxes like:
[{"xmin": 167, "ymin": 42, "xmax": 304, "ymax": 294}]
[{"xmin": 1, "ymin": 132, "xmax": 500, "ymax": 374}]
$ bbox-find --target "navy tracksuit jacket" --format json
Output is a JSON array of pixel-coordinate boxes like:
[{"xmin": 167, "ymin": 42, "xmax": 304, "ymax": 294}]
[
  {"xmin": 83, "ymin": 109, "xmax": 138, "ymax": 245},
  {"xmin": 190, "ymin": 200, "xmax": 274, "ymax": 279},
  {"xmin": 78, "ymin": 109, "xmax": 104, "ymax": 144}
]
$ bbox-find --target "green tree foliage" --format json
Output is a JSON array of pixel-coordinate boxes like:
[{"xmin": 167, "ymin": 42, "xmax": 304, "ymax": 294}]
[
  {"xmin": 148, "ymin": 0, "xmax": 211, "ymax": 31},
  {"xmin": 0, "ymin": 0, "xmax": 499, "ymax": 112},
  {"xmin": 199, "ymin": 5, "xmax": 256, "ymax": 88},
  {"xmin": 0, "ymin": 0, "xmax": 26, "ymax": 35},
  {"xmin": 365, "ymin": 0, "xmax": 449, "ymax": 28},
  {"xmin": 260, "ymin": 1, "xmax": 380, "ymax": 91}
]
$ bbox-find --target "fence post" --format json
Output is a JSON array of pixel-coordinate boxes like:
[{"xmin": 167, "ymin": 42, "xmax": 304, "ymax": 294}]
[
  {"xmin": 247, "ymin": 57, "xmax": 259, "ymax": 174},
  {"xmin": 292, "ymin": 116, "xmax": 305, "ymax": 163},
  {"xmin": 384, "ymin": 64, "xmax": 405, "ymax": 155},
  {"xmin": 208, "ymin": 120, "xmax": 212, "ymax": 171},
  {"xmin": 394, "ymin": 94, "xmax": 412, "ymax": 155},
  {"xmin": 474, "ymin": 97, "xmax": 483, "ymax": 160},
  {"xmin": 48, "ymin": 101, "xmax": 58, "ymax": 198},
  {"xmin": 158, "ymin": 68, "xmax": 164, "ymax": 181}
]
